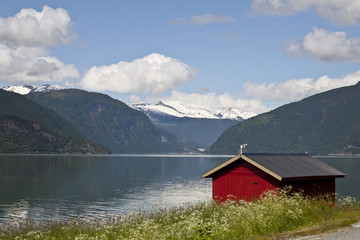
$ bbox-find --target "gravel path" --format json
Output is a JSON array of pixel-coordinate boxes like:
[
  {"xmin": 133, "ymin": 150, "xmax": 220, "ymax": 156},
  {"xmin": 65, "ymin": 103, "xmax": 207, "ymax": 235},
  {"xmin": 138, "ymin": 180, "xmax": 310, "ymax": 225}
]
[{"xmin": 289, "ymin": 222, "xmax": 360, "ymax": 240}]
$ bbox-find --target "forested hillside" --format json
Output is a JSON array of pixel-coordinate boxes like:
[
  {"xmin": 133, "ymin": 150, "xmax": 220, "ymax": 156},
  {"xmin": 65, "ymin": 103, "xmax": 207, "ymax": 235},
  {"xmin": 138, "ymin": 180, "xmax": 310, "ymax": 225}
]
[
  {"xmin": 0, "ymin": 90, "xmax": 110, "ymax": 154},
  {"xmin": 210, "ymin": 82, "xmax": 360, "ymax": 155},
  {"xmin": 28, "ymin": 89, "xmax": 188, "ymax": 153}
]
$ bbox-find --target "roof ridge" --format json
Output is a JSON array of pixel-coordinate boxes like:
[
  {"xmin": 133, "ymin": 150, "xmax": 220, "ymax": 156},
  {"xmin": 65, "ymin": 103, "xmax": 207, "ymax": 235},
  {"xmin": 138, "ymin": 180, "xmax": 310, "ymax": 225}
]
[
  {"xmin": 243, "ymin": 153, "xmax": 309, "ymax": 156},
  {"xmin": 202, "ymin": 153, "xmax": 345, "ymax": 179}
]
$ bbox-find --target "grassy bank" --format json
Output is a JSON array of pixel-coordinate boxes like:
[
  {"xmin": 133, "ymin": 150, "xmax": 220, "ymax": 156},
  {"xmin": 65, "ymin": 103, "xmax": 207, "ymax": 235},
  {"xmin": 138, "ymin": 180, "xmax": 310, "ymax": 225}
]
[{"xmin": 1, "ymin": 189, "xmax": 359, "ymax": 240}]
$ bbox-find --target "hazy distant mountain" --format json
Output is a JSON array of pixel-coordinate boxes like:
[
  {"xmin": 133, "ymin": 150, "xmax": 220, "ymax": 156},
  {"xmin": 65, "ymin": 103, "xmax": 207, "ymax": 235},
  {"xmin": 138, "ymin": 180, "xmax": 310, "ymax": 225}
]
[
  {"xmin": 0, "ymin": 90, "xmax": 110, "ymax": 154},
  {"xmin": 132, "ymin": 101, "xmax": 255, "ymax": 150},
  {"xmin": 139, "ymin": 111, "xmax": 239, "ymax": 150},
  {"xmin": 210, "ymin": 82, "xmax": 360, "ymax": 155},
  {"xmin": 27, "ymin": 89, "xmax": 189, "ymax": 153}
]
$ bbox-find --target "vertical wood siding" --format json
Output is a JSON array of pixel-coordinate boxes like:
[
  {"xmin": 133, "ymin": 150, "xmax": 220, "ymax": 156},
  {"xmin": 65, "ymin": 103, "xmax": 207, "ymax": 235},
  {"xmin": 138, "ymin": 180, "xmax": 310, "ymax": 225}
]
[{"xmin": 212, "ymin": 161, "xmax": 279, "ymax": 201}]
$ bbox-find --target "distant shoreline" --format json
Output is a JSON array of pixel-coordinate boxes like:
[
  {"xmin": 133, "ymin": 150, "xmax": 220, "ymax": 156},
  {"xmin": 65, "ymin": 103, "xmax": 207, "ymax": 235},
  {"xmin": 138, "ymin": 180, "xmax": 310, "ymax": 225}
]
[
  {"xmin": 1, "ymin": 153, "xmax": 360, "ymax": 158},
  {"xmin": 0, "ymin": 153, "xmax": 234, "ymax": 158}
]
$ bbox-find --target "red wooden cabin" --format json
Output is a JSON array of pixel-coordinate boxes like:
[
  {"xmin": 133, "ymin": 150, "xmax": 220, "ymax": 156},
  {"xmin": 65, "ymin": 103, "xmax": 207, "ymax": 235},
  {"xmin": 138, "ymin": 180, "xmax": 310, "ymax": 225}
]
[{"xmin": 202, "ymin": 153, "xmax": 345, "ymax": 201}]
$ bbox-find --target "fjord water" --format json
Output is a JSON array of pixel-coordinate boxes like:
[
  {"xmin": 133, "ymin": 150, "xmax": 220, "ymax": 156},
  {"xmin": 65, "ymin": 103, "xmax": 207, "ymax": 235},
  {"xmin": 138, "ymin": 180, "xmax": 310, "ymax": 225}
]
[
  {"xmin": 0, "ymin": 154, "xmax": 228, "ymax": 222},
  {"xmin": 0, "ymin": 154, "xmax": 359, "ymax": 222}
]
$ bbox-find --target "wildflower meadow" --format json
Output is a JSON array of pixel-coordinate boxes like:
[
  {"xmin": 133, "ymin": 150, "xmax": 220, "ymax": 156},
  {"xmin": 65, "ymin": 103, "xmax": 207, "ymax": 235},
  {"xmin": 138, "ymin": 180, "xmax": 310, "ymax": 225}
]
[{"xmin": 1, "ymin": 189, "xmax": 359, "ymax": 240}]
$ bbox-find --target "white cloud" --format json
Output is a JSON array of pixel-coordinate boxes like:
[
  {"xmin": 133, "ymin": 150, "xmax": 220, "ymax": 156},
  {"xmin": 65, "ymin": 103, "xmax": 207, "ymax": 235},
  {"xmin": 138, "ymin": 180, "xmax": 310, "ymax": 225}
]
[
  {"xmin": 0, "ymin": 5, "xmax": 75, "ymax": 47},
  {"xmin": 129, "ymin": 94, "xmax": 141, "ymax": 103},
  {"xmin": 244, "ymin": 70, "xmax": 360, "ymax": 102},
  {"xmin": 0, "ymin": 43, "xmax": 79, "ymax": 83},
  {"xmin": 147, "ymin": 91, "xmax": 270, "ymax": 115},
  {"xmin": 284, "ymin": 27, "xmax": 360, "ymax": 62},
  {"xmin": 170, "ymin": 14, "xmax": 236, "ymax": 26},
  {"xmin": 251, "ymin": 0, "xmax": 360, "ymax": 25},
  {"xmin": 0, "ymin": 6, "xmax": 79, "ymax": 84},
  {"xmin": 80, "ymin": 53, "xmax": 198, "ymax": 94}
]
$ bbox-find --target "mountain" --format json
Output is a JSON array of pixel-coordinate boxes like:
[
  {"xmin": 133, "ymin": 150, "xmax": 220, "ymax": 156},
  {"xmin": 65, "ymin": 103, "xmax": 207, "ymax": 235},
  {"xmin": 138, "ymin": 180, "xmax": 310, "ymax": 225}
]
[
  {"xmin": 0, "ymin": 90, "xmax": 110, "ymax": 154},
  {"xmin": 3, "ymin": 84, "xmax": 64, "ymax": 95},
  {"xmin": 133, "ymin": 101, "xmax": 256, "ymax": 121},
  {"xmin": 138, "ymin": 111, "xmax": 239, "ymax": 150},
  {"xmin": 132, "ymin": 101, "xmax": 253, "ymax": 150},
  {"xmin": 27, "ymin": 89, "xmax": 189, "ymax": 153},
  {"xmin": 209, "ymin": 82, "xmax": 360, "ymax": 155}
]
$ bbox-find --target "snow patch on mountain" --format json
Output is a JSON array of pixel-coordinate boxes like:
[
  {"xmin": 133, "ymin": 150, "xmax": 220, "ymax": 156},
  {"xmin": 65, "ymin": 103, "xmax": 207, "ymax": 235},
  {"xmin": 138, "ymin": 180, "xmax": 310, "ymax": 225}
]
[
  {"xmin": 133, "ymin": 101, "xmax": 257, "ymax": 120},
  {"xmin": 3, "ymin": 84, "xmax": 257, "ymax": 120},
  {"xmin": 2, "ymin": 84, "xmax": 64, "ymax": 95}
]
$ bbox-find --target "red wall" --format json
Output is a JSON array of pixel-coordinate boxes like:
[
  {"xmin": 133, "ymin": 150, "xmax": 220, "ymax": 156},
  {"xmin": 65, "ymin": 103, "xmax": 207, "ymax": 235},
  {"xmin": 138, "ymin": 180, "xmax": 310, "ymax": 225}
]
[{"xmin": 212, "ymin": 161, "xmax": 279, "ymax": 201}]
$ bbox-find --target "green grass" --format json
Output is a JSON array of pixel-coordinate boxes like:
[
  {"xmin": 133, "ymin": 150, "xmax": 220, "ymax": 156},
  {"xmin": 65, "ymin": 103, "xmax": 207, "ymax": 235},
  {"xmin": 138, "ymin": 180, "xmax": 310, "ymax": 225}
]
[{"xmin": 1, "ymin": 189, "xmax": 359, "ymax": 240}]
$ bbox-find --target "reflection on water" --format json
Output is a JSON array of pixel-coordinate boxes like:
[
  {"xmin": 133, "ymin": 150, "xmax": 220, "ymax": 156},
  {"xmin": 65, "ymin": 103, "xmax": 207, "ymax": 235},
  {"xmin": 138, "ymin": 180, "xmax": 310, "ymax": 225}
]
[
  {"xmin": 0, "ymin": 154, "xmax": 359, "ymax": 222},
  {"xmin": 0, "ymin": 154, "xmax": 228, "ymax": 222}
]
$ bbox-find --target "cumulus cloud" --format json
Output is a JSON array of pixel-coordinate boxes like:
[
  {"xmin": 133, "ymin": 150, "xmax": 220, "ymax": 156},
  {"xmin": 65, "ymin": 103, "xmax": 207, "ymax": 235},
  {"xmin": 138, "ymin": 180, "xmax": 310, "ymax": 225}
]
[
  {"xmin": 0, "ymin": 43, "xmax": 79, "ymax": 83},
  {"xmin": 0, "ymin": 5, "xmax": 75, "ymax": 47},
  {"xmin": 170, "ymin": 14, "xmax": 236, "ymax": 26},
  {"xmin": 80, "ymin": 53, "xmax": 197, "ymax": 94},
  {"xmin": 244, "ymin": 70, "xmax": 360, "ymax": 102},
  {"xmin": 0, "ymin": 6, "xmax": 79, "ymax": 84},
  {"xmin": 147, "ymin": 91, "xmax": 270, "ymax": 115},
  {"xmin": 251, "ymin": 0, "xmax": 360, "ymax": 25},
  {"xmin": 284, "ymin": 27, "xmax": 360, "ymax": 62}
]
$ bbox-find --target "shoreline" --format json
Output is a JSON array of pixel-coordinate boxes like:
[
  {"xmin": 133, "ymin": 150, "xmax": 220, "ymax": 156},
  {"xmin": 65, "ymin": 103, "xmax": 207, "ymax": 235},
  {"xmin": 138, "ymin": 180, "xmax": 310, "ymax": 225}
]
[{"xmin": 1, "ymin": 193, "xmax": 359, "ymax": 240}]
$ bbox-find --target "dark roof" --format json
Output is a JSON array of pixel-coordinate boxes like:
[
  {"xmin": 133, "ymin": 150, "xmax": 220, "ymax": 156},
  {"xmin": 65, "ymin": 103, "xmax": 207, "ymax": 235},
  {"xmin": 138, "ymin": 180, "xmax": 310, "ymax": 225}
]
[{"xmin": 202, "ymin": 153, "xmax": 345, "ymax": 181}]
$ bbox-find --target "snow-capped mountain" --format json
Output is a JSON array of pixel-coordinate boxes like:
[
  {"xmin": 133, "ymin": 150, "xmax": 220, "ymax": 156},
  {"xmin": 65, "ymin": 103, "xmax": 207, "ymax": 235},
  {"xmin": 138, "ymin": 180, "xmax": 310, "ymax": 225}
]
[
  {"xmin": 2, "ymin": 84, "xmax": 64, "ymax": 95},
  {"xmin": 3, "ymin": 84, "xmax": 257, "ymax": 120},
  {"xmin": 133, "ymin": 101, "xmax": 256, "ymax": 121},
  {"xmin": 132, "ymin": 100, "xmax": 256, "ymax": 149}
]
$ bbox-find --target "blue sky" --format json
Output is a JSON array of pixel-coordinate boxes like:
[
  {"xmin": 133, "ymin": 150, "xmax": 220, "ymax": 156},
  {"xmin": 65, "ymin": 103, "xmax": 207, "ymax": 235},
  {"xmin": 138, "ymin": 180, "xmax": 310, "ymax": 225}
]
[{"xmin": 1, "ymin": 0, "xmax": 360, "ymax": 114}]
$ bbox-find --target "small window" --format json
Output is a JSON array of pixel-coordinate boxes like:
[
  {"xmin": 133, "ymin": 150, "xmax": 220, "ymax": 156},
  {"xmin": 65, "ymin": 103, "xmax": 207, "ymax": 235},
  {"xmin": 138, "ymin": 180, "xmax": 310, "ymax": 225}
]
[{"xmin": 253, "ymin": 182, "xmax": 258, "ymax": 185}]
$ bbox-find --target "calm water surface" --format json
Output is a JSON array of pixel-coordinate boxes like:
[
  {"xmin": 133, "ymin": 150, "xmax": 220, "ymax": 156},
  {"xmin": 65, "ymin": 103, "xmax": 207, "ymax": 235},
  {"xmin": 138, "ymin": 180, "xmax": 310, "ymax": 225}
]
[
  {"xmin": 0, "ymin": 154, "xmax": 359, "ymax": 222},
  {"xmin": 0, "ymin": 154, "xmax": 228, "ymax": 222}
]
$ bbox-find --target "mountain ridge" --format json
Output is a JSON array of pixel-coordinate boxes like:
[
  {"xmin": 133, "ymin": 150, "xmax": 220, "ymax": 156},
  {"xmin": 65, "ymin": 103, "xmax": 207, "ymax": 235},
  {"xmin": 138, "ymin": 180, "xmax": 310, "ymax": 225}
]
[
  {"xmin": 27, "ymin": 89, "xmax": 190, "ymax": 153},
  {"xmin": 132, "ymin": 101, "xmax": 254, "ymax": 150},
  {"xmin": 209, "ymin": 82, "xmax": 360, "ymax": 155},
  {"xmin": 3, "ymin": 84, "xmax": 64, "ymax": 95},
  {"xmin": 132, "ymin": 101, "xmax": 256, "ymax": 121},
  {"xmin": 3, "ymin": 84, "xmax": 255, "ymax": 151},
  {"xmin": 3, "ymin": 84, "xmax": 257, "ymax": 121},
  {"xmin": 0, "ymin": 89, "xmax": 111, "ymax": 154}
]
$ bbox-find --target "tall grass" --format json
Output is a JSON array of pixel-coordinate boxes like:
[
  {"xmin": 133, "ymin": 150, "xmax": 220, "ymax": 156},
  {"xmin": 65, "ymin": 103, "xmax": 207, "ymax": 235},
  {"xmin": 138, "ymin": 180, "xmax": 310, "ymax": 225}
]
[{"xmin": 1, "ymin": 188, "xmax": 359, "ymax": 240}]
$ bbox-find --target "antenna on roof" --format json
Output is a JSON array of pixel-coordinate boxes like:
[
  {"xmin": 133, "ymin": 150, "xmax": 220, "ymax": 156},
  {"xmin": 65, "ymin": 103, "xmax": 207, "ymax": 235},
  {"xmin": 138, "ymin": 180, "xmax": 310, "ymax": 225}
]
[{"xmin": 239, "ymin": 143, "xmax": 247, "ymax": 155}]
